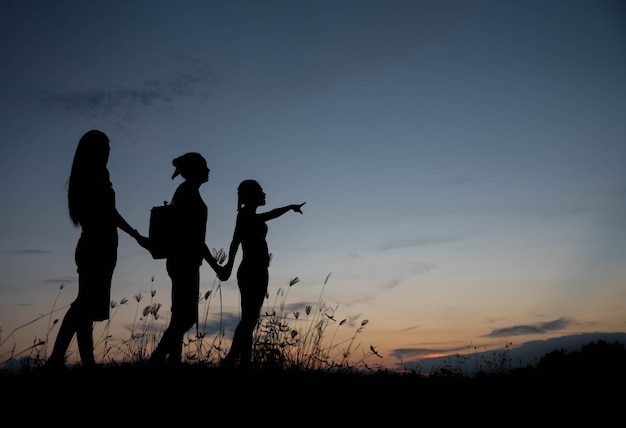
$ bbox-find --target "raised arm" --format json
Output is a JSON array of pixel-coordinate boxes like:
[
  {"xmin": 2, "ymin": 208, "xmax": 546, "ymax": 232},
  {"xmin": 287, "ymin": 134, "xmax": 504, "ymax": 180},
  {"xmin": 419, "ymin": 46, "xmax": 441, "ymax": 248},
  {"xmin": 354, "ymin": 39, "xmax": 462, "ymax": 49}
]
[{"xmin": 258, "ymin": 202, "xmax": 306, "ymax": 222}]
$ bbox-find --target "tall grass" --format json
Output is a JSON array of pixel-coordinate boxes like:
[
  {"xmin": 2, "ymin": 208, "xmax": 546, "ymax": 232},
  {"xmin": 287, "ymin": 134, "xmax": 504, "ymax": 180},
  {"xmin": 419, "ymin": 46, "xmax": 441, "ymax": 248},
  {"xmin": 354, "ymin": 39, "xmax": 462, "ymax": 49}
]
[
  {"xmin": 426, "ymin": 342, "xmax": 515, "ymax": 378},
  {"xmin": 0, "ymin": 266, "xmax": 383, "ymax": 373},
  {"xmin": 6, "ymin": 256, "xmax": 620, "ymax": 378},
  {"xmin": 248, "ymin": 272, "xmax": 382, "ymax": 372}
]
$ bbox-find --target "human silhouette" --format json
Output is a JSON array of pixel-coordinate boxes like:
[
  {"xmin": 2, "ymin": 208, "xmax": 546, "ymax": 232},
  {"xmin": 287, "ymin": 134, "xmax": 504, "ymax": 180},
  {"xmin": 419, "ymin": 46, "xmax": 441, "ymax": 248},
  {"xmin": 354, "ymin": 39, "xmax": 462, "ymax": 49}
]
[
  {"xmin": 149, "ymin": 152, "xmax": 225, "ymax": 366},
  {"xmin": 46, "ymin": 130, "xmax": 150, "ymax": 370},
  {"xmin": 219, "ymin": 179, "xmax": 305, "ymax": 369}
]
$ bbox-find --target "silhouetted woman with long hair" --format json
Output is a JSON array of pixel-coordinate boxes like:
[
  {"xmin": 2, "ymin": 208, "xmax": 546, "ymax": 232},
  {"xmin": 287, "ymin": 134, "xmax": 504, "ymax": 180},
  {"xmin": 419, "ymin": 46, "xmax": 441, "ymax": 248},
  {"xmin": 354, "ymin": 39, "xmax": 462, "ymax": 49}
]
[
  {"xmin": 46, "ymin": 130, "xmax": 149, "ymax": 369},
  {"xmin": 149, "ymin": 152, "xmax": 225, "ymax": 366},
  {"xmin": 219, "ymin": 179, "xmax": 304, "ymax": 369}
]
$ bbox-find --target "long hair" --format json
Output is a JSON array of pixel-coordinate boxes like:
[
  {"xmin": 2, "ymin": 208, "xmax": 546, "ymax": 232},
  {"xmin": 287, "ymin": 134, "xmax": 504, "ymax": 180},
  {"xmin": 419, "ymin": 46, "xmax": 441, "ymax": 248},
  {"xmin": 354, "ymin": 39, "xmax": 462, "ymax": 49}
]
[{"xmin": 68, "ymin": 130, "xmax": 110, "ymax": 227}]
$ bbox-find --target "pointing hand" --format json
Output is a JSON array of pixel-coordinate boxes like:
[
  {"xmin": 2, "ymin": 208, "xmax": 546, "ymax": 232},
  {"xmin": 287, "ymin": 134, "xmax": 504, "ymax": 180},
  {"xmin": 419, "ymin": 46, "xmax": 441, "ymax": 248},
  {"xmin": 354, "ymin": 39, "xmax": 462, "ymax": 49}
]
[{"xmin": 293, "ymin": 202, "xmax": 306, "ymax": 214}]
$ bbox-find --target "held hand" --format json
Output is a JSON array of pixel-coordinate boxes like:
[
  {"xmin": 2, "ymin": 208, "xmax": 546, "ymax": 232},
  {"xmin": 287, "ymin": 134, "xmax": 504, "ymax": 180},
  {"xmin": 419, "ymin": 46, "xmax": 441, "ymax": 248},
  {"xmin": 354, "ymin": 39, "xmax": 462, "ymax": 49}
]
[
  {"xmin": 292, "ymin": 202, "xmax": 306, "ymax": 214},
  {"xmin": 135, "ymin": 234, "xmax": 152, "ymax": 251},
  {"xmin": 217, "ymin": 264, "xmax": 232, "ymax": 282}
]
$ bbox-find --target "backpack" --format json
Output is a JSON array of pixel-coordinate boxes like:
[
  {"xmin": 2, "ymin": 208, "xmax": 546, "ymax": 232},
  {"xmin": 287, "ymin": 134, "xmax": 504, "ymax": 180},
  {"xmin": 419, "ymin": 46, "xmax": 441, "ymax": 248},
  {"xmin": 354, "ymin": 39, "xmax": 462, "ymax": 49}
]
[{"xmin": 148, "ymin": 201, "xmax": 178, "ymax": 259}]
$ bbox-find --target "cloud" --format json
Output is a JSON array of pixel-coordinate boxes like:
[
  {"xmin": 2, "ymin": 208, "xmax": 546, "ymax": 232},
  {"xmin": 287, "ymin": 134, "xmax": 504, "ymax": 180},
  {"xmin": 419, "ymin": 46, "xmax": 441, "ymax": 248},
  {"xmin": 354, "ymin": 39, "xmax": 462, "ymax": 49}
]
[
  {"xmin": 380, "ymin": 263, "xmax": 434, "ymax": 290},
  {"xmin": 390, "ymin": 344, "xmax": 468, "ymax": 361},
  {"xmin": 36, "ymin": 55, "xmax": 217, "ymax": 128},
  {"xmin": 400, "ymin": 324, "xmax": 421, "ymax": 332},
  {"xmin": 340, "ymin": 313, "xmax": 364, "ymax": 329},
  {"xmin": 41, "ymin": 278, "xmax": 75, "ymax": 285},
  {"xmin": 482, "ymin": 317, "xmax": 573, "ymax": 338},
  {"xmin": 403, "ymin": 332, "xmax": 626, "ymax": 373},
  {"xmin": 379, "ymin": 236, "xmax": 461, "ymax": 251},
  {"xmin": 7, "ymin": 249, "xmax": 50, "ymax": 254},
  {"xmin": 381, "ymin": 278, "xmax": 401, "ymax": 290}
]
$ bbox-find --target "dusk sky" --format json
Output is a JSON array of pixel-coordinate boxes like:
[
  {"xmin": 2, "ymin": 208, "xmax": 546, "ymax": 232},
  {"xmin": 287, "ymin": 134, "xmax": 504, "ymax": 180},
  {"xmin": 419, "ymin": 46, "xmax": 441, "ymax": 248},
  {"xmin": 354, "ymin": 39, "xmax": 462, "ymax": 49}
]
[{"xmin": 1, "ymin": 0, "xmax": 625, "ymax": 370}]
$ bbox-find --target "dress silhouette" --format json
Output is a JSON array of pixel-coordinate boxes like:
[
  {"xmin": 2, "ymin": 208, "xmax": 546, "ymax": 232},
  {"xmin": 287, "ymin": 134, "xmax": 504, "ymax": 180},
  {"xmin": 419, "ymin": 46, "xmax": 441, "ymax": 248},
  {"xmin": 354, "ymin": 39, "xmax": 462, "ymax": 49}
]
[
  {"xmin": 46, "ymin": 130, "xmax": 150, "ymax": 369},
  {"xmin": 219, "ymin": 179, "xmax": 305, "ymax": 369},
  {"xmin": 149, "ymin": 152, "xmax": 225, "ymax": 366}
]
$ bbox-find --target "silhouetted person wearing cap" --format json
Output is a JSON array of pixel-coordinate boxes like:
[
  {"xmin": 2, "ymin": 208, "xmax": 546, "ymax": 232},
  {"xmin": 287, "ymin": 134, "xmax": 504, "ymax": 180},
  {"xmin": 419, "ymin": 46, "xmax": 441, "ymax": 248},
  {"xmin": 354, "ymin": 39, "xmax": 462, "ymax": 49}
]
[
  {"xmin": 219, "ymin": 179, "xmax": 305, "ymax": 369},
  {"xmin": 149, "ymin": 152, "xmax": 225, "ymax": 366},
  {"xmin": 46, "ymin": 130, "xmax": 150, "ymax": 370}
]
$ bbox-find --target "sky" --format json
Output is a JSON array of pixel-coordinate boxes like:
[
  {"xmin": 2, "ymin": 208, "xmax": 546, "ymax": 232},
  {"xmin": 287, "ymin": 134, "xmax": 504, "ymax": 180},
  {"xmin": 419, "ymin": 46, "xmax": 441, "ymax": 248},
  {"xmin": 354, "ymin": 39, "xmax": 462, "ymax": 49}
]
[{"xmin": 1, "ymin": 0, "xmax": 625, "ymax": 371}]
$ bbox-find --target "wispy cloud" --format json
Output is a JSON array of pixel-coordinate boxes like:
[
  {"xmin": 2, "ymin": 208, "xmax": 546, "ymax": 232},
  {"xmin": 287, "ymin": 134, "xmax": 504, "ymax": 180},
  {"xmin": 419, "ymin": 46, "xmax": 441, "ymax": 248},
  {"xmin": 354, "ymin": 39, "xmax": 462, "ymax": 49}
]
[
  {"xmin": 381, "ymin": 278, "xmax": 401, "ymax": 290},
  {"xmin": 41, "ymin": 278, "xmax": 75, "ymax": 285},
  {"xmin": 483, "ymin": 317, "xmax": 573, "ymax": 338},
  {"xmin": 37, "ymin": 55, "xmax": 217, "ymax": 128},
  {"xmin": 7, "ymin": 249, "xmax": 50, "ymax": 254},
  {"xmin": 201, "ymin": 312, "xmax": 239, "ymax": 336},
  {"xmin": 380, "ymin": 263, "xmax": 434, "ymax": 290},
  {"xmin": 400, "ymin": 324, "xmax": 421, "ymax": 332},
  {"xmin": 281, "ymin": 300, "xmax": 322, "ymax": 314},
  {"xmin": 379, "ymin": 236, "xmax": 461, "ymax": 251},
  {"xmin": 390, "ymin": 344, "xmax": 468, "ymax": 361}
]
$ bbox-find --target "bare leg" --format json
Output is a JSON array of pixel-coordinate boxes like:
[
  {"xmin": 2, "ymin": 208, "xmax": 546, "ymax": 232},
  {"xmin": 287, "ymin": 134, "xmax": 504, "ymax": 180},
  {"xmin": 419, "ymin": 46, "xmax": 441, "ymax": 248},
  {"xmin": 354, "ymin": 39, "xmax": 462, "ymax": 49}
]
[
  {"xmin": 222, "ymin": 276, "xmax": 267, "ymax": 369},
  {"xmin": 76, "ymin": 322, "xmax": 96, "ymax": 367},
  {"xmin": 47, "ymin": 305, "xmax": 80, "ymax": 368}
]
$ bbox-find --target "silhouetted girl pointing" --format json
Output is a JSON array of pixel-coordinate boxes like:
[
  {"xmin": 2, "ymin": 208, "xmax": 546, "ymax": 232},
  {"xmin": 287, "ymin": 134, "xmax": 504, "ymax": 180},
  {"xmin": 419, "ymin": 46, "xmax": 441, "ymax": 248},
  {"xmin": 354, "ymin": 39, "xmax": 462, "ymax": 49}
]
[{"xmin": 219, "ymin": 179, "xmax": 305, "ymax": 369}]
